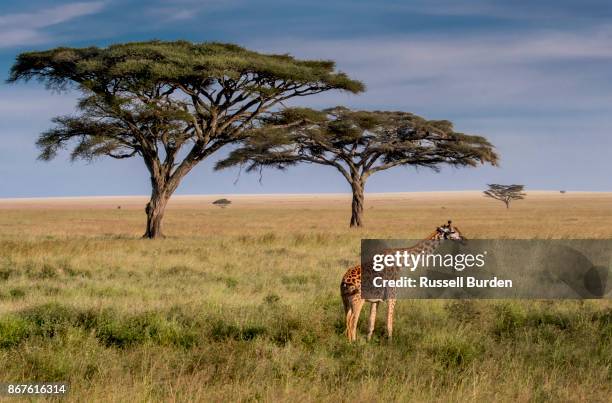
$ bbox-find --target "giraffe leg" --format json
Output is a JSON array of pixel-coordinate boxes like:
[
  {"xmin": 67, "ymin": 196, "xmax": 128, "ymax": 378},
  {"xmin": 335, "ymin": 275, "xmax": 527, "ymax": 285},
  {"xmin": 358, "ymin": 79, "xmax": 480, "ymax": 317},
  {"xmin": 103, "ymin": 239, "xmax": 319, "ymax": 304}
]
[
  {"xmin": 349, "ymin": 297, "xmax": 364, "ymax": 342},
  {"xmin": 367, "ymin": 301, "xmax": 378, "ymax": 341},
  {"xmin": 343, "ymin": 295, "xmax": 353, "ymax": 341},
  {"xmin": 386, "ymin": 299, "xmax": 396, "ymax": 340},
  {"xmin": 345, "ymin": 308, "xmax": 353, "ymax": 340}
]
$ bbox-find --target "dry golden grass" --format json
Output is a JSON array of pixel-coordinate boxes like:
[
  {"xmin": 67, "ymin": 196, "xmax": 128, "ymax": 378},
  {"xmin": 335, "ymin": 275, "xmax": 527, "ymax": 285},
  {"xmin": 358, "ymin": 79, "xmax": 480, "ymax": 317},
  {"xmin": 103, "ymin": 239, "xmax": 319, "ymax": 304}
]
[{"xmin": 0, "ymin": 191, "xmax": 610, "ymax": 402}]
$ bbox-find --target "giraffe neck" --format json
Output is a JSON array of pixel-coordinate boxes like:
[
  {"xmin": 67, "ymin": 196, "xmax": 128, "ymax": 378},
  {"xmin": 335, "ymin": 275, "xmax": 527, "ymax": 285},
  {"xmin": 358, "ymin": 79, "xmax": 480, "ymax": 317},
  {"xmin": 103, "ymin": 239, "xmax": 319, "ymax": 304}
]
[{"xmin": 385, "ymin": 233, "xmax": 443, "ymax": 256}]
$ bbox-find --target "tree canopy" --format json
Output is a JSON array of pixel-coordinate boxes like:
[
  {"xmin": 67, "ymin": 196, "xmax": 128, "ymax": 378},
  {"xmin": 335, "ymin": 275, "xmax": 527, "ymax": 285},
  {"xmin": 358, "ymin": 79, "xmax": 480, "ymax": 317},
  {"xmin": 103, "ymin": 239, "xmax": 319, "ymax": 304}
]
[
  {"xmin": 9, "ymin": 41, "xmax": 363, "ymax": 163},
  {"xmin": 8, "ymin": 41, "xmax": 363, "ymax": 237},
  {"xmin": 217, "ymin": 106, "xmax": 499, "ymax": 226}
]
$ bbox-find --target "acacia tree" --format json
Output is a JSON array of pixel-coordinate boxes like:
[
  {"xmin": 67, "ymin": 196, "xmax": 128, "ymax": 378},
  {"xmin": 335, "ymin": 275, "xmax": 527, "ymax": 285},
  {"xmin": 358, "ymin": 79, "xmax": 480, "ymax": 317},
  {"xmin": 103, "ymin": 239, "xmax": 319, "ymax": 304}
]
[
  {"xmin": 8, "ymin": 41, "xmax": 363, "ymax": 238},
  {"xmin": 216, "ymin": 107, "xmax": 499, "ymax": 227},
  {"xmin": 483, "ymin": 184, "xmax": 526, "ymax": 208}
]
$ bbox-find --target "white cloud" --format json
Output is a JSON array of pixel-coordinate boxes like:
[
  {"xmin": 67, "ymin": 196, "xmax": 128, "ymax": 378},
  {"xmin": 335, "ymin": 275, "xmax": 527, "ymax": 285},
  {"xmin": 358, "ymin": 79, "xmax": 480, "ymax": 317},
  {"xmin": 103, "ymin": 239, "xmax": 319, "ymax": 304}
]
[
  {"xmin": 146, "ymin": 0, "xmax": 241, "ymax": 22},
  {"xmin": 0, "ymin": 88, "xmax": 77, "ymax": 119},
  {"xmin": 377, "ymin": 0, "xmax": 609, "ymax": 22},
  {"xmin": 252, "ymin": 27, "xmax": 612, "ymax": 114},
  {"xmin": 0, "ymin": 2, "xmax": 106, "ymax": 48}
]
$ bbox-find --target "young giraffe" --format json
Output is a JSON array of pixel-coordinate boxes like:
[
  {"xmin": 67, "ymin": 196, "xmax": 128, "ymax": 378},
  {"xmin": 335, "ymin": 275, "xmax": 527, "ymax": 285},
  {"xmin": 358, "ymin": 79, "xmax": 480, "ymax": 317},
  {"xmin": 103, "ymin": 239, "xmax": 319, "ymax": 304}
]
[{"xmin": 341, "ymin": 221, "xmax": 465, "ymax": 342}]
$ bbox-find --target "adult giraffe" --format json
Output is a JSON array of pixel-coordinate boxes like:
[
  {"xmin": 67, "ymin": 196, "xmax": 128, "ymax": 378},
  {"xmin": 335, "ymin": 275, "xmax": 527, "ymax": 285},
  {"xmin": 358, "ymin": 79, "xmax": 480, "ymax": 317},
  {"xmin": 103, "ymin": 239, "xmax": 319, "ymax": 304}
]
[{"xmin": 341, "ymin": 221, "xmax": 465, "ymax": 342}]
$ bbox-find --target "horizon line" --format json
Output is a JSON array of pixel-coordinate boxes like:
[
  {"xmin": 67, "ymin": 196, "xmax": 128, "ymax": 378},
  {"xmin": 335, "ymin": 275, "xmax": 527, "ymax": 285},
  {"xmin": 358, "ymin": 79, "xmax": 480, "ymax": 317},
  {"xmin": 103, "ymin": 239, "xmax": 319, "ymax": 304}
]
[{"xmin": 0, "ymin": 190, "xmax": 609, "ymax": 202}]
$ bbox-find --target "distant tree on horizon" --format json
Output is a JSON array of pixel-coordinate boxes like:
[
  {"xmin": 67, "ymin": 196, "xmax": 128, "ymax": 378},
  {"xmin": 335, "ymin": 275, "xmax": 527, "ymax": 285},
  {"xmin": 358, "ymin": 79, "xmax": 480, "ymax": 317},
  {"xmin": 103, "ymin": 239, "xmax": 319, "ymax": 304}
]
[
  {"xmin": 483, "ymin": 184, "xmax": 526, "ymax": 208},
  {"xmin": 7, "ymin": 41, "xmax": 363, "ymax": 238},
  {"xmin": 216, "ymin": 107, "xmax": 499, "ymax": 227},
  {"xmin": 212, "ymin": 198, "xmax": 232, "ymax": 208}
]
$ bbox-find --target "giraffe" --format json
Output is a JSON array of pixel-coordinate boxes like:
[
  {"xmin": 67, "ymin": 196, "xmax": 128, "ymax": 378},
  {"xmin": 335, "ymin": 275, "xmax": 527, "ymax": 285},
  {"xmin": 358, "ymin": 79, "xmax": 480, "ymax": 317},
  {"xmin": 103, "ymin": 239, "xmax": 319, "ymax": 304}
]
[{"xmin": 341, "ymin": 221, "xmax": 465, "ymax": 342}]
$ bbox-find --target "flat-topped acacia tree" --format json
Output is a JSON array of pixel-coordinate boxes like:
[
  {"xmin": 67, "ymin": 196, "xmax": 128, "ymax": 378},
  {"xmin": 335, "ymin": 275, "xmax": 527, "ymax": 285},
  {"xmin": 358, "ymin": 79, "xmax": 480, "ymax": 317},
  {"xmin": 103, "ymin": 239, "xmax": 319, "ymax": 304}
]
[
  {"xmin": 483, "ymin": 184, "xmax": 526, "ymax": 208},
  {"xmin": 7, "ymin": 41, "xmax": 363, "ymax": 238},
  {"xmin": 216, "ymin": 107, "xmax": 499, "ymax": 227}
]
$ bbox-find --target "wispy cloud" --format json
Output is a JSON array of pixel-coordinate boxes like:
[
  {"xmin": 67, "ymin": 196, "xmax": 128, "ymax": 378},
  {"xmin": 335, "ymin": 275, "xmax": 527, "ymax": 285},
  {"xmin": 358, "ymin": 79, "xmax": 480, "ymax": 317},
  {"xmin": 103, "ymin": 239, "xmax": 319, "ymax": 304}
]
[
  {"xmin": 0, "ymin": 2, "xmax": 106, "ymax": 48},
  {"xmin": 0, "ymin": 88, "xmax": 77, "ymax": 120},
  {"xmin": 146, "ymin": 0, "xmax": 241, "ymax": 22},
  {"xmin": 1, "ymin": 0, "xmax": 612, "ymax": 194},
  {"xmin": 254, "ymin": 26, "xmax": 612, "ymax": 115},
  {"xmin": 380, "ymin": 0, "xmax": 612, "ymax": 22}
]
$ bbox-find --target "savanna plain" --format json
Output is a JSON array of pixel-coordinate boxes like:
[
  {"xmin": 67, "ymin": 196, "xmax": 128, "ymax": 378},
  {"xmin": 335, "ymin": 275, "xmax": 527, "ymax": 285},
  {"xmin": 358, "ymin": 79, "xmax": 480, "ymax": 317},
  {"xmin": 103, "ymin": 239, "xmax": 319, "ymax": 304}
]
[{"xmin": 0, "ymin": 192, "xmax": 610, "ymax": 402}]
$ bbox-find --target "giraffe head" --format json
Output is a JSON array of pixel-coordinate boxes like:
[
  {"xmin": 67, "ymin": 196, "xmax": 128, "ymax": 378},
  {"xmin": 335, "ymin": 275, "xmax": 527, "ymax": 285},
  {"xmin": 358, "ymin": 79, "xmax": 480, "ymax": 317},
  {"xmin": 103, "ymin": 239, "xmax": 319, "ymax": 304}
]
[{"xmin": 435, "ymin": 220, "xmax": 465, "ymax": 242}]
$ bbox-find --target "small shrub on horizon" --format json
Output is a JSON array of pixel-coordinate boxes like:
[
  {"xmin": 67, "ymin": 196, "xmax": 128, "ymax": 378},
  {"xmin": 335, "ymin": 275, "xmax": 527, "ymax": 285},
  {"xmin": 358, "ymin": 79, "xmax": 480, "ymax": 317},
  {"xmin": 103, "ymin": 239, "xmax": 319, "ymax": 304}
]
[{"xmin": 212, "ymin": 198, "xmax": 232, "ymax": 208}]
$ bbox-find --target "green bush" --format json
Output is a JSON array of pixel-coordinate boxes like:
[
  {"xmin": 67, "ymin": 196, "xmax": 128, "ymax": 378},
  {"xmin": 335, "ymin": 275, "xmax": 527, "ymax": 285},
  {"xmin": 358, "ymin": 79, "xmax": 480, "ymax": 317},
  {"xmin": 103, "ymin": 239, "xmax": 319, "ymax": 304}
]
[
  {"xmin": 526, "ymin": 311, "xmax": 572, "ymax": 330},
  {"xmin": 9, "ymin": 288, "xmax": 26, "ymax": 298},
  {"xmin": 19, "ymin": 303, "xmax": 78, "ymax": 337},
  {"xmin": 270, "ymin": 313, "xmax": 302, "ymax": 346},
  {"xmin": 210, "ymin": 319, "xmax": 267, "ymax": 341},
  {"xmin": 429, "ymin": 336, "xmax": 482, "ymax": 369},
  {"xmin": 264, "ymin": 293, "xmax": 281, "ymax": 304},
  {"xmin": 7, "ymin": 304, "xmax": 200, "ymax": 349},
  {"xmin": 95, "ymin": 311, "xmax": 198, "ymax": 348},
  {"xmin": 0, "ymin": 316, "xmax": 30, "ymax": 348},
  {"xmin": 492, "ymin": 303, "xmax": 526, "ymax": 338},
  {"xmin": 0, "ymin": 268, "xmax": 13, "ymax": 281},
  {"xmin": 444, "ymin": 300, "xmax": 481, "ymax": 322}
]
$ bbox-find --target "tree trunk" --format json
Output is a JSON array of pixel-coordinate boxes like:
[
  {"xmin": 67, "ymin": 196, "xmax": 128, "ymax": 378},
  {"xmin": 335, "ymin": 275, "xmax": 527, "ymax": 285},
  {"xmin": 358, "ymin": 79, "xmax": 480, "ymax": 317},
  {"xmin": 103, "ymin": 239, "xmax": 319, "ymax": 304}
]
[
  {"xmin": 350, "ymin": 179, "xmax": 365, "ymax": 227},
  {"xmin": 505, "ymin": 200, "xmax": 510, "ymax": 209},
  {"xmin": 142, "ymin": 156, "xmax": 198, "ymax": 239},
  {"xmin": 144, "ymin": 186, "xmax": 171, "ymax": 239}
]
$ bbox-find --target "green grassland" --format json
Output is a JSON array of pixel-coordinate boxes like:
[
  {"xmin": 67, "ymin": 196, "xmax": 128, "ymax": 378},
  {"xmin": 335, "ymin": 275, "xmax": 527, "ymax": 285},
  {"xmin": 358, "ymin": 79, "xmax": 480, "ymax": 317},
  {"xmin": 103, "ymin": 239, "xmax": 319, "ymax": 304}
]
[{"xmin": 0, "ymin": 192, "xmax": 610, "ymax": 402}]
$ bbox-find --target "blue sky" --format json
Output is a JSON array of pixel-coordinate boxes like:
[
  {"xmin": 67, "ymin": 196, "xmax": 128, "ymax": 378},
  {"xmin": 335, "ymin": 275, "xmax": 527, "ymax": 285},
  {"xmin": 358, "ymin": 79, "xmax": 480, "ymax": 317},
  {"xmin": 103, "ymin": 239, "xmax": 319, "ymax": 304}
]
[{"xmin": 1, "ymin": 0, "xmax": 611, "ymax": 197}]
